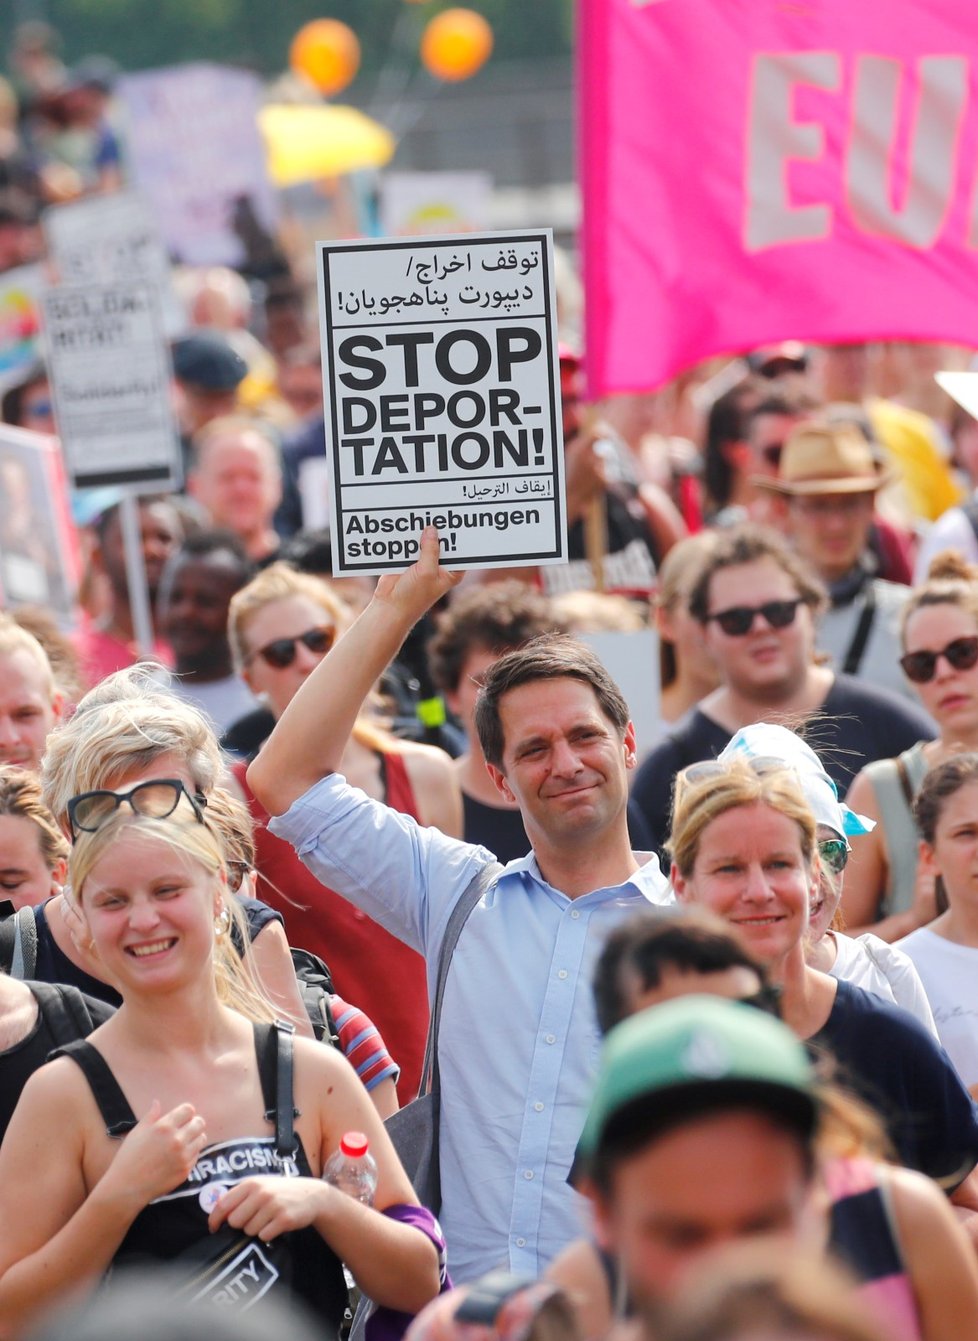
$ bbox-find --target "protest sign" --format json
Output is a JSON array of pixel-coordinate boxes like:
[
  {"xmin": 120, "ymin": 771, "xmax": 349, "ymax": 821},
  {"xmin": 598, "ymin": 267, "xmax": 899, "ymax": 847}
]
[
  {"xmin": 380, "ymin": 172, "xmax": 492, "ymax": 236},
  {"xmin": 0, "ymin": 264, "xmax": 43, "ymax": 397},
  {"xmin": 317, "ymin": 230, "xmax": 566, "ymax": 575},
  {"xmin": 0, "ymin": 423, "xmax": 77, "ymax": 624},
  {"xmin": 118, "ymin": 63, "xmax": 278, "ymax": 269},
  {"xmin": 41, "ymin": 280, "xmax": 182, "ymax": 492},
  {"xmin": 581, "ymin": 0, "xmax": 978, "ymax": 396},
  {"xmin": 43, "ymin": 191, "xmax": 184, "ymax": 336}
]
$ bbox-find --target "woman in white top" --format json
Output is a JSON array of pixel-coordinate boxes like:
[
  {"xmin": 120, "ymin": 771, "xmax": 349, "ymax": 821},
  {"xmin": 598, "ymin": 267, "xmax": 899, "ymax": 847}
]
[
  {"xmin": 898, "ymin": 753, "xmax": 978, "ymax": 1093},
  {"xmin": 718, "ymin": 723, "xmax": 936, "ymax": 1034}
]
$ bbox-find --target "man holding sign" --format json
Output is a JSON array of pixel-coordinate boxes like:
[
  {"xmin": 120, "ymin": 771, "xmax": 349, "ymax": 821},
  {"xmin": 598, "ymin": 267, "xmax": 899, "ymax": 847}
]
[{"xmin": 248, "ymin": 529, "xmax": 671, "ymax": 1281}]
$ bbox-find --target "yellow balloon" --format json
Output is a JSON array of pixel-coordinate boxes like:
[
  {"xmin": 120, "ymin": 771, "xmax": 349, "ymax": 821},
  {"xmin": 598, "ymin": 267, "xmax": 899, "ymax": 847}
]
[
  {"xmin": 290, "ymin": 19, "xmax": 360, "ymax": 97},
  {"xmin": 421, "ymin": 8, "xmax": 493, "ymax": 83}
]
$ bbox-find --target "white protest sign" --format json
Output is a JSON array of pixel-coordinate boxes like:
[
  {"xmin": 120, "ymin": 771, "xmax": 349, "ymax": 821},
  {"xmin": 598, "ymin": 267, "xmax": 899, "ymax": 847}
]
[
  {"xmin": 43, "ymin": 191, "xmax": 185, "ymax": 336},
  {"xmin": 41, "ymin": 280, "xmax": 182, "ymax": 492},
  {"xmin": 318, "ymin": 230, "xmax": 566, "ymax": 575},
  {"xmin": 380, "ymin": 171, "xmax": 492, "ymax": 236},
  {"xmin": 119, "ymin": 63, "xmax": 278, "ymax": 269}
]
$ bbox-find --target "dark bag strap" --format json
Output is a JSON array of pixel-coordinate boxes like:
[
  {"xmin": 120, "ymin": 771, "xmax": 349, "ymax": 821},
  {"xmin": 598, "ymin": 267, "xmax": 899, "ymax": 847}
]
[
  {"xmin": 2, "ymin": 906, "xmax": 38, "ymax": 979},
  {"xmin": 893, "ymin": 750, "xmax": 916, "ymax": 810},
  {"xmin": 420, "ymin": 860, "xmax": 503, "ymax": 1098},
  {"xmin": 54, "ymin": 1039, "xmax": 137, "ymax": 1137},
  {"xmin": 257, "ymin": 1021, "xmax": 299, "ymax": 1158},
  {"xmin": 841, "ymin": 584, "xmax": 877, "ymax": 676},
  {"xmin": 30, "ymin": 981, "xmax": 111, "ymax": 1049}
]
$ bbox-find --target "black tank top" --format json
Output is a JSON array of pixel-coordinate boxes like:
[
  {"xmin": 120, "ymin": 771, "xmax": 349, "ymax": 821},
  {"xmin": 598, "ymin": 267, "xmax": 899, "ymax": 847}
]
[{"xmin": 57, "ymin": 1022, "xmax": 348, "ymax": 1332}]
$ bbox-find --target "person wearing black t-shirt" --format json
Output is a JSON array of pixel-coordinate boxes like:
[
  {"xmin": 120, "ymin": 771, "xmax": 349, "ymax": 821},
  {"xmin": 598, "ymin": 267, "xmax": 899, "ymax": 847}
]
[{"xmin": 632, "ymin": 525, "xmax": 934, "ymax": 854}]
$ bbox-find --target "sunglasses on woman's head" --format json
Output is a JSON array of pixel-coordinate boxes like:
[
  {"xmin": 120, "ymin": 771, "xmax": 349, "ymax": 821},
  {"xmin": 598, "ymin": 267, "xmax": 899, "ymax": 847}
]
[
  {"xmin": 246, "ymin": 625, "xmax": 335, "ymax": 670},
  {"xmin": 704, "ymin": 598, "xmax": 804, "ymax": 637},
  {"xmin": 679, "ymin": 756, "xmax": 793, "ymax": 792},
  {"xmin": 899, "ymin": 635, "xmax": 978, "ymax": 685},
  {"xmin": 67, "ymin": 778, "xmax": 207, "ymax": 839}
]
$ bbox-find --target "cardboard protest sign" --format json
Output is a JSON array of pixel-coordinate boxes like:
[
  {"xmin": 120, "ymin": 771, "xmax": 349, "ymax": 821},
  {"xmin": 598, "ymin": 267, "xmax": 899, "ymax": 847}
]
[
  {"xmin": 317, "ymin": 230, "xmax": 566, "ymax": 575},
  {"xmin": 0, "ymin": 423, "xmax": 77, "ymax": 624},
  {"xmin": 41, "ymin": 280, "xmax": 182, "ymax": 492},
  {"xmin": 43, "ymin": 191, "xmax": 185, "ymax": 337},
  {"xmin": 380, "ymin": 172, "xmax": 492, "ymax": 236}
]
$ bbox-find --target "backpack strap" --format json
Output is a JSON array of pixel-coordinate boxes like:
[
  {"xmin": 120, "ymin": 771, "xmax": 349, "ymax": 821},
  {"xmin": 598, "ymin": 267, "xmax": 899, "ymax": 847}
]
[
  {"xmin": 8, "ymin": 906, "xmax": 38, "ymax": 980},
  {"xmin": 840, "ymin": 584, "xmax": 877, "ymax": 676},
  {"xmin": 421, "ymin": 860, "xmax": 503, "ymax": 1097},
  {"xmin": 29, "ymin": 981, "xmax": 112, "ymax": 1049},
  {"xmin": 256, "ymin": 1021, "xmax": 299, "ymax": 1159},
  {"xmin": 53, "ymin": 1040, "xmax": 137, "ymax": 1138}
]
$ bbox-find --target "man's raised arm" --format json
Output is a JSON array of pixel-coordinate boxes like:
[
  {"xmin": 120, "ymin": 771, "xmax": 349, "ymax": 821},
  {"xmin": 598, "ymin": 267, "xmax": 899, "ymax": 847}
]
[{"xmin": 247, "ymin": 528, "xmax": 461, "ymax": 817}]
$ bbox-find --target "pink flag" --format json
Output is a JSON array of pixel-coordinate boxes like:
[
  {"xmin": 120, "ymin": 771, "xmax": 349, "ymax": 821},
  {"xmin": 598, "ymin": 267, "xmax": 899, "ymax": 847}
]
[{"xmin": 581, "ymin": 0, "xmax": 978, "ymax": 397}]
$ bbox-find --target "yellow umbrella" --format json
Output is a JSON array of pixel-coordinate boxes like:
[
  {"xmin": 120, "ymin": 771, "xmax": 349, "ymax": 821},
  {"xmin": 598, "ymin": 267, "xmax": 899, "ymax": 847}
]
[{"xmin": 258, "ymin": 104, "xmax": 396, "ymax": 185}]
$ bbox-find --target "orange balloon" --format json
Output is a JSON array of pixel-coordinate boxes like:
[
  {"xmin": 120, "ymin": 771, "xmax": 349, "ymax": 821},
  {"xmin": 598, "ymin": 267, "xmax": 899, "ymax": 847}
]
[
  {"xmin": 421, "ymin": 8, "xmax": 493, "ymax": 82},
  {"xmin": 290, "ymin": 19, "xmax": 360, "ymax": 97}
]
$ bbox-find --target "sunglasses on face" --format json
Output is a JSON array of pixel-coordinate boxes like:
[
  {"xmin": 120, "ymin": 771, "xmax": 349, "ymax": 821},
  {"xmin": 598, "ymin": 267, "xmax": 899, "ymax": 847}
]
[
  {"xmin": 246, "ymin": 625, "xmax": 335, "ymax": 670},
  {"xmin": 704, "ymin": 598, "xmax": 804, "ymax": 637},
  {"xmin": 900, "ymin": 635, "xmax": 978, "ymax": 685},
  {"xmin": 818, "ymin": 837, "xmax": 850, "ymax": 876},
  {"xmin": 67, "ymin": 778, "xmax": 207, "ymax": 839}
]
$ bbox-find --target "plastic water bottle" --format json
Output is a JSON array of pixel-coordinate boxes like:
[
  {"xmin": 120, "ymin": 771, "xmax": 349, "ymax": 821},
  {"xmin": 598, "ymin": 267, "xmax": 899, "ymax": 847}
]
[{"xmin": 323, "ymin": 1131, "xmax": 378, "ymax": 1206}]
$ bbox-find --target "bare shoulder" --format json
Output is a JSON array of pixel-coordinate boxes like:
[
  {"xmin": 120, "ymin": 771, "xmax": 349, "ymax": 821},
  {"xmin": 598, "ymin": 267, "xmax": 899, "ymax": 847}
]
[
  {"xmin": 845, "ymin": 765, "xmax": 881, "ymax": 817},
  {"xmin": 399, "ymin": 740, "xmax": 458, "ymax": 782}
]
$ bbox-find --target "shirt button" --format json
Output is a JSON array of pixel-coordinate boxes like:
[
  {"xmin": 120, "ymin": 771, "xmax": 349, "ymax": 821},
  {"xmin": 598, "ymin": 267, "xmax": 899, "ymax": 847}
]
[
  {"xmin": 557, "ymin": 969, "xmax": 568, "ymax": 980},
  {"xmin": 523, "ymin": 1170, "xmax": 534, "ymax": 1180},
  {"xmin": 516, "ymin": 1237, "xmax": 526, "ymax": 1247},
  {"xmin": 570, "ymin": 910, "xmax": 581, "ymax": 920},
  {"xmin": 545, "ymin": 1033, "xmax": 556, "ymax": 1044},
  {"xmin": 533, "ymin": 1102, "xmax": 544, "ymax": 1112}
]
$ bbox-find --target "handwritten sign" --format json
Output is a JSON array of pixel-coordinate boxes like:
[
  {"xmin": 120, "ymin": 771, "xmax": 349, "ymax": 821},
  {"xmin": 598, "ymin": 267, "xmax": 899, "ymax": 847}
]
[
  {"xmin": 43, "ymin": 191, "xmax": 184, "ymax": 337},
  {"xmin": 41, "ymin": 280, "xmax": 182, "ymax": 492},
  {"xmin": 118, "ymin": 63, "xmax": 278, "ymax": 269},
  {"xmin": 317, "ymin": 230, "xmax": 566, "ymax": 575}
]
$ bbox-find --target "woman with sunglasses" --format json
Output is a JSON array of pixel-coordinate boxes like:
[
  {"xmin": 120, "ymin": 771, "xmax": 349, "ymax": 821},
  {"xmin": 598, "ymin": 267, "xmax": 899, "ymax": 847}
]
[
  {"xmin": 896, "ymin": 755, "xmax": 978, "ymax": 1094},
  {"xmin": 228, "ymin": 563, "xmax": 462, "ymax": 1103},
  {"xmin": 668, "ymin": 755, "xmax": 978, "ymax": 1197},
  {"xmin": 843, "ymin": 553, "xmax": 978, "ymax": 942},
  {"xmin": 0, "ymin": 799, "xmax": 444, "ymax": 1336},
  {"xmin": 717, "ymin": 725, "xmax": 936, "ymax": 1031}
]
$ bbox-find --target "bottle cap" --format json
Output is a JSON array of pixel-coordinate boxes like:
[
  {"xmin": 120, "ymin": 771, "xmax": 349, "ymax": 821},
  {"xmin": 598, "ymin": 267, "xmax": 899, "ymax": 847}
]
[{"xmin": 339, "ymin": 1130, "xmax": 369, "ymax": 1158}]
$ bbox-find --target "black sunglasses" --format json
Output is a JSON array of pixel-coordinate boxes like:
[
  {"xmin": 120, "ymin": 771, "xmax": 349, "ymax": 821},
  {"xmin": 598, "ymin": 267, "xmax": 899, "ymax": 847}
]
[
  {"xmin": 818, "ymin": 837, "xmax": 850, "ymax": 876},
  {"xmin": 246, "ymin": 625, "xmax": 335, "ymax": 671},
  {"xmin": 900, "ymin": 636, "xmax": 978, "ymax": 685},
  {"xmin": 705, "ymin": 598, "xmax": 804, "ymax": 637},
  {"xmin": 67, "ymin": 778, "xmax": 207, "ymax": 839}
]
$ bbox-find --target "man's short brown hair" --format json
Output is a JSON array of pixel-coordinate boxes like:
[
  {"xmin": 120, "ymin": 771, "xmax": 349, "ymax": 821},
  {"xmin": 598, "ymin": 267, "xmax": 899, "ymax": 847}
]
[
  {"xmin": 687, "ymin": 525, "xmax": 826, "ymax": 625},
  {"xmin": 474, "ymin": 633, "xmax": 630, "ymax": 769}
]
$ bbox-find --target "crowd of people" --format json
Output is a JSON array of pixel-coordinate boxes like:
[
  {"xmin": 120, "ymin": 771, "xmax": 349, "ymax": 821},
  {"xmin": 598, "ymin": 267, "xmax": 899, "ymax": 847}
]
[{"xmin": 3, "ymin": 16, "xmax": 978, "ymax": 1341}]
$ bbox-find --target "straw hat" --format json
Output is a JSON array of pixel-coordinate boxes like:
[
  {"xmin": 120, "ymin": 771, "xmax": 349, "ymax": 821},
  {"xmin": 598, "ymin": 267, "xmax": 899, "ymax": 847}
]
[{"xmin": 754, "ymin": 422, "xmax": 892, "ymax": 496}]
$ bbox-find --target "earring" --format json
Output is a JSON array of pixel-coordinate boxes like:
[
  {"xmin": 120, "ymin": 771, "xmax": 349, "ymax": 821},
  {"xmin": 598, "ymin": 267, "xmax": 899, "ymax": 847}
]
[{"xmin": 214, "ymin": 904, "xmax": 232, "ymax": 937}]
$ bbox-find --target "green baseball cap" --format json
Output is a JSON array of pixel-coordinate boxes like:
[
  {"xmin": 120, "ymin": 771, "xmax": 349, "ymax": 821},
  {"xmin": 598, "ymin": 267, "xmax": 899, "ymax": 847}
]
[{"xmin": 577, "ymin": 995, "xmax": 817, "ymax": 1170}]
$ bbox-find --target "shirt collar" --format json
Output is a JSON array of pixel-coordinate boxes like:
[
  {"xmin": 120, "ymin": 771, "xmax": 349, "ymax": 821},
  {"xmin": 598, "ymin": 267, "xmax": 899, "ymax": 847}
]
[{"xmin": 501, "ymin": 849, "xmax": 671, "ymax": 903}]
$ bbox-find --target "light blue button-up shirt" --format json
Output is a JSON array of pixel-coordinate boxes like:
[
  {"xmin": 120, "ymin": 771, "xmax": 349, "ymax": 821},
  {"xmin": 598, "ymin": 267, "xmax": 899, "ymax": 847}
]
[{"xmin": 271, "ymin": 773, "xmax": 672, "ymax": 1282}]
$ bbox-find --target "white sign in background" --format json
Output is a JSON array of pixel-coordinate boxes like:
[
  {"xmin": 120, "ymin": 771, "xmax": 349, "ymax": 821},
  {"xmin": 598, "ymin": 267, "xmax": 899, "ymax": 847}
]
[
  {"xmin": 42, "ymin": 280, "xmax": 182, "ymax": 492},
  {"xmin": 318, "ymin": 230, "xmax": 566, "ymax": 575},
  {"xmin": 43, "ymin": 191, "xmax": 186, "ymax": 337}
]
